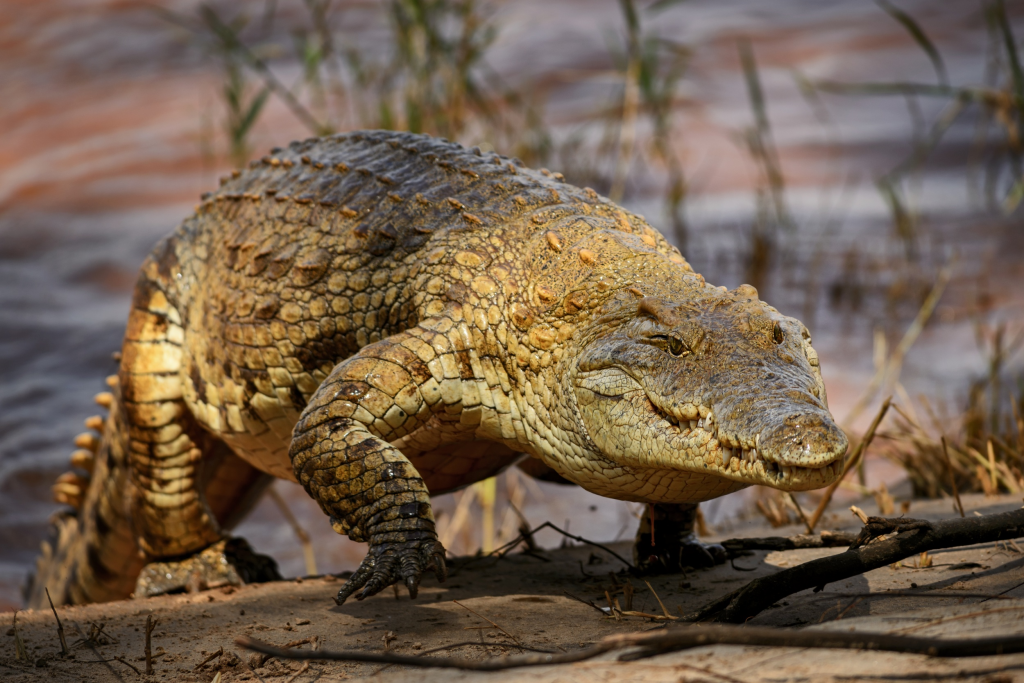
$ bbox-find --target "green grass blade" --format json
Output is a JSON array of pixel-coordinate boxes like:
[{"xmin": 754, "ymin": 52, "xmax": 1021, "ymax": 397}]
[
  {"xmin": 875, "ymin": 0, "xmax": 948, "ymax": 86},
  {"xmin": 647, "ymin": 0, "xmax": 694, "ymax": 12},
  {"xmin": 989, "ymin": 0, "xmax": 1024, "ymax": 110},
  {"xmin": 238, "ymin": 87, "xmax": 271, "ymax": 140}
]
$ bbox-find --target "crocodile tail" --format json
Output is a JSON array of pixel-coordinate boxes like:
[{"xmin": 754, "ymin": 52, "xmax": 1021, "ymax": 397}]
[{"xmin": 26, "ymin": 376, "xmax": 144, "ymax": 608}]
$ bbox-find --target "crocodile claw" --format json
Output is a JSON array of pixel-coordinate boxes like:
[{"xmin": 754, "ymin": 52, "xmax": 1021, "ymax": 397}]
[
  {"xmin": 637, "ymin": 533, "xmax": 728, "ymax": 574},
  {"xmin": 335, "ymin": 537, "xmax": 446, "ymax": 605},
  {"xmin": 678, "ymin": 535, "xmax": 728, "ymax": 568}
]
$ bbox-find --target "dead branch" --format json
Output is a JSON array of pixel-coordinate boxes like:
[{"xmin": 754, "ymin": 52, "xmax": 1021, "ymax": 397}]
[
  {"xmin": 720, "ymin": 530, "xmax": 858, "ymax": 554},
  {"xmin": 237, "ymin": 621, "xmax": 1024, "ymax": 671},
  {"xmin": 683, "ymin": 507, "xmax": 1024, "ymax": 624}
]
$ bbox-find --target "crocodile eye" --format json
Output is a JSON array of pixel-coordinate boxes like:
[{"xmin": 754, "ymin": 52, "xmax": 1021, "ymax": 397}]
[
  {"xmin": 669, "ymin": 337, "xmax": 687, "ymax": 357},
  {"xmin": 773, "ymin": 322, "xmax": 784, "ymax": 344}
]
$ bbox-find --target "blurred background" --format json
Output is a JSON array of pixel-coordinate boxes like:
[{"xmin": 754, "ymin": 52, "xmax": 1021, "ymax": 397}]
[{"xmin": 1, "ymin": 0, "xmax": 1022, "ymax": 611}]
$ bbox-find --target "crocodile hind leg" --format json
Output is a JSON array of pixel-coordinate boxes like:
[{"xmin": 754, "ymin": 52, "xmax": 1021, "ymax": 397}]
[
  {"xmin": 123, "ymin": 262, "xmax": 279, "ymax": 597},
  {"xmin": 634, "ymin": 503, "xmax": 727, "ymax": 574}
]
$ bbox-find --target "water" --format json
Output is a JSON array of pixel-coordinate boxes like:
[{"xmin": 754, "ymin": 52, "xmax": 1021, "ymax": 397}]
[{"xmin": 1, "ymin": 0, "xmax": 1021, "ymax": 610}]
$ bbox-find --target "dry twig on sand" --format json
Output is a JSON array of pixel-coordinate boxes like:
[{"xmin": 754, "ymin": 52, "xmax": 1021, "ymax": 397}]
[
  {"xmin": 237, "ymin": 623, "xmax": 1024, "ymax": 671},
  {"xmin": 683, "ymin": 507, "xmax": 1024, "ymax": 624},
  {"xmin": 144, "ymin": 614, "xmax": 158, "ymax": 675}
]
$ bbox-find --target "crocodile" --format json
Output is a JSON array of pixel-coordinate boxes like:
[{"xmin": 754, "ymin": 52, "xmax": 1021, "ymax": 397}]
[{"xmin": 28, "ymin": 130, "xmax": 847, "ymax": 609}]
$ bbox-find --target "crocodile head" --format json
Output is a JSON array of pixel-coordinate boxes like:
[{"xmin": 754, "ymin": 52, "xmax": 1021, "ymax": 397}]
[{"xmin": 569, "ymin": 277, "xmax": 847, "ymax": 503}]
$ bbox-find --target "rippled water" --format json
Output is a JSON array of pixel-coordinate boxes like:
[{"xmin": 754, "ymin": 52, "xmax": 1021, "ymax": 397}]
[{"xmin": 1, "ymin": 0, "xmax": 1021, "ymax": 610}]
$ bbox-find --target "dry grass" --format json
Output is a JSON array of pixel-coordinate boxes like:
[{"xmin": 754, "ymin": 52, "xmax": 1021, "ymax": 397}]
[{"xmin": 885, "ymin": 322, "xmax": 1024, "ymax": 498}]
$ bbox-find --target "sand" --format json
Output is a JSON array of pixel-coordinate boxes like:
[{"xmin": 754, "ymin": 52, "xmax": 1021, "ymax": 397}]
[{"xmin": 4, "ymin": 493, "xmax": 1024, "ymax": 682}]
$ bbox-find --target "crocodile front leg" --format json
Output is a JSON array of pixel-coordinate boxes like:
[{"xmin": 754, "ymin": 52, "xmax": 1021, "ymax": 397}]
[
  {"xmin": 634, "ymin": 503, "xmax": 727, "ymax": 573},
  {"xmin": 290, "ymin": 326, "xmax": 457, "ymax": 604}
]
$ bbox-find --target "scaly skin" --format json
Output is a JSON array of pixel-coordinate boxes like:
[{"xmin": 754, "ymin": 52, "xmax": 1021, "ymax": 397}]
[{"xmin": 29, "ymin": 130, "xmax": 847, "ymax": 608}]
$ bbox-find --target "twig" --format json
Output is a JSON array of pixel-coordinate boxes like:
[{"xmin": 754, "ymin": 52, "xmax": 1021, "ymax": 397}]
[
  {"xmin": 12, "ymin": 611, "xmax": 28, "ymax": 661},
  {"xmin": 236, "ymin": 622, "xmax": 1024, "ymax": 671},
  {"xmin": 250, "ymin": 637, "xmax": 318, "ymax": 668},
  {"xmin": 788, "ymin": 493, "xmax": 813, "ymax": 534},
  {"xmin": 804, "ymin": 591, "xmax": 1012, "ymax": 602},
  {"xmin": 114, "ymin": 655, "xmax": 142, "ymax": 675},
  {"xmin": 45, "ymin": 588, "xmax": 69, "ymax": 656},
  {"xmin": 194, "ymin": 646, "xmax": 224, "ymax": 671},
  {"xmin": 843, "ymin": 261, "xmax": 951, "ymax": 427},
  {"xmin": 491, "ymin": 521, "xmax": 635, "ymax": 571},
  {"xmin": 849, "ymin": 516, "xmax": 932, "ymax": 549},
  {"xmin": 419, "ymin": 641, "xmax": 557, "ymax": 656},
  {"xmin": 240, "ymin": 651, "xmax": 269, "ymax": 683},
  {"xmin": 197, "ymin": 6, "xmax": 328, "ymax": 135},
  {"xmin": 267, "ymin": 487, "xmax": 317, "ymax": 576},
  {"xmin": 720, "ymin": 531, "xmax": 858, "ymax": 554},
  {"xmin": 941, "ymin": 437, "xmax": 966, "ymax": 517},
  {"xmin": 453, "ymin": 600, "xmax": 523, "ymax": 647},
  {"xmin": 283, "ymin": 661, "xmax": 310, "ymax": 683},
  {"xmin": 895, "ymin": 605, "xmax": 1024, "ymax": 635},
  {"xmin": 508, "ymin": 501, "xmax": 538, "ymax": 552},
  {"xmin": 144, "ymin": 615, "xmax": 158, "ymax": 675},
  {"xmin": 644, "ymin": 580, "xmax": 674, "ymax": 620},
  {"xmin": 683, "ymin": 507, "xmax": 1024, "ymax": 624},
  {"xmin": 807, "ymin": 397, "xmax": 892, "ymax": 532},
  {"xmin": 563, "ymin": 590, "xmax": 608, "ymax": 615}
]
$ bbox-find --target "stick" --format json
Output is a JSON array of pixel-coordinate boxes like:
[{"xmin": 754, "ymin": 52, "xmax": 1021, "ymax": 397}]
[
  {"xmin": 563, "ymin": 590, "xmax": 609, "ymax": 615},
  {"xmin": 283, "ymin": 661, "xmax": 310, "ymax": 683},
  {"xmin": 644, "ymin": 580, "xmax": 673, "ymax": 620},
  {"xmin": 12, "ymin": 611, "xmax": 28, "ymax": 661},
  {"xmin": 788, "ymin": 493, "xmax": 813, "ymax": 534},
  {"xmin": 490, "ymin": 521, "xmax": 635, "ymax": 571},
  {"xmin": 144, "ymin": 614, "xmax": 158, "ymax": 675},
  {"xmin": 683, "ymin": 507, "xmax": 1024, "ymax": 624},
  {"xmin": 941, "ymin": 437, "xmax": 966, "ymax": 517},
  {"xmin": 114, "ymin": 655, "xmax": 143, "ymax": 675},
  {"xmin": 453, "ymin": 600, "xmax": 523, "ymax": 647},
  {"xmin": 807, "ymin": 397, "xmax": 892, "ymax": 532},
  {"xmin": 236, "ymin": 623, "xmax": 1024, "ymax": 671},
  {"xmin": 267, "ymin": 487, "xmax": 317, "ymax": 576},
  {"xmin": 720, "ymin": 531, "xmax": 858, "ymax": 554},
  {"xmin": 44, "ymin": 588, "xmax": 69, "ymax": 656},
  {"xmin": 194, "ymin": 646, "xmax": 224, "ymax": 671},
  {"xmin": 240, "ymin": 652, "xmax": 269, "ymax": 683},
  {"xmin": 250, "ymin": 636, "xmax": 318, "ymax": 668}
]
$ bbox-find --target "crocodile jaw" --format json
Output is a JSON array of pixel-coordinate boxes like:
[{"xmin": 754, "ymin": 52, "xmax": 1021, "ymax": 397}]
[{"xmin": 572, "ymin": 367, "xmax": 846, "ymax": 498}]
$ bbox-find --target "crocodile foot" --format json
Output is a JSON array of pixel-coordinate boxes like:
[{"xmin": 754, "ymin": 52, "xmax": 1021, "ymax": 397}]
[
  {"xmin": 634, "ymin": 503, "xmax": 728, "ymax": 574},
  {"xmin": 134, "ymin": 537, "xmax": 281, "ymax": 598},
  {"xmin": 336, "ymin": 534, "xmax": 446, "ymax": 605}
]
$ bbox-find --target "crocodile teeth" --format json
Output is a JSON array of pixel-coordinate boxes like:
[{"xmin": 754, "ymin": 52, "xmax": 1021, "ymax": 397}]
[
  {"xmin": 705, "ymin": 410, "xmax": 714, "ymax": 426},
  {"xmin": 697, "ymin": 419, "xmax": 704, "ymax": 430},
  {"xmin": 744, "ymin": 448, "xmax": 756, "ymax": 463},
  {"xmin": 689, "ymin": 420, "xmax": 698, "ymax": 431},
  {"xmin": 781, "ymin": 465, "xmax": 793, "ymax": 479},
  {"xmin": 723, "ymin": 448, "xmax": 734, "ymax": 467}
]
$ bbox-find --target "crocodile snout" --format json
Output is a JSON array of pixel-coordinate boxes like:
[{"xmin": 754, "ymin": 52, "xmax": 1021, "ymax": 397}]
[{"xmin": 756, "ymin": 411, "xmax": 848, "ymax": 468}]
